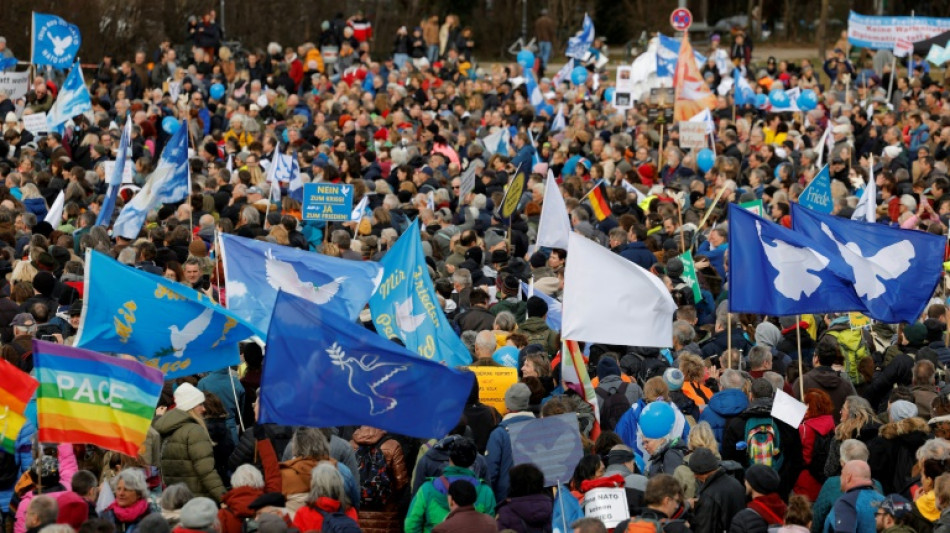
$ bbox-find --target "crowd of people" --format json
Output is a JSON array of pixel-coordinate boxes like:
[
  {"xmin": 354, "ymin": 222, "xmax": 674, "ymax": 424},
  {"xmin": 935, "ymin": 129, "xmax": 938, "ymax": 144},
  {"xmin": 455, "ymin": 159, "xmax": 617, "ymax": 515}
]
[{"xmin": 2, "ymin": 7, "xmax": 950, "ymax": 533}]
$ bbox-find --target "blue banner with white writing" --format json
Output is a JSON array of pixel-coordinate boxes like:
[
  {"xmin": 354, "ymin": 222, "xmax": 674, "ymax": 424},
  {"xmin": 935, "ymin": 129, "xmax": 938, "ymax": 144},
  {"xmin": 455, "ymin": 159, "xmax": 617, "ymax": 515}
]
[{"xmin": 32, "ymin": 13, "xmax": 81, "ymax": 68}]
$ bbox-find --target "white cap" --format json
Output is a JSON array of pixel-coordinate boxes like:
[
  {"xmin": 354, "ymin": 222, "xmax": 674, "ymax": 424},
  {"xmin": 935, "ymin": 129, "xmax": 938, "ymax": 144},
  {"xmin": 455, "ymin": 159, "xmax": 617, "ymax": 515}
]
[{"xmin": 174, "ymin": 383, "xmax": 206, "ymax": 412}]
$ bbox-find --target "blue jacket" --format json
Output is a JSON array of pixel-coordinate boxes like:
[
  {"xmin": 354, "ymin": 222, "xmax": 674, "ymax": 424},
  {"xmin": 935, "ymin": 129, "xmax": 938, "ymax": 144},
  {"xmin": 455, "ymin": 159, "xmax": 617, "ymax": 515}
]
[
  {"xmin": 823, "ymin": 486, "xmax": 883, "ymax": 533},
  {"xmin": 0, "ymin": 422, "xmax": 34, "ymax": 512},
  {"xmin": 486, "ymin": 414, "xmax": 534, "ymax": 501},
  {"xmin": 197, "ymin": 369, "xmax": 245, "ymax": 445},
  {"xmin": 618, "ymin": 242, "xmax": 657, "ymax": 271},
  {"xmin": 23, "ymin": 197, "xmax": 48, "ymax": 221},
  {"xmin": 696, "ymin": 240, "xmax": 728, "ymax": 279},
  {"xmin": 614, "ymin": 399, "xmax": 690, "ymax": 472},
  {"xmin": 511, "ymin": 144, "xmax": 537, "ymax": 171},
  {"xmin": 698, "ymin": 388, "xmax": 748, "ymax": 447},
  {"xmin": 812, "ymin": 477, "xmax": 883, "ymax": 533}
]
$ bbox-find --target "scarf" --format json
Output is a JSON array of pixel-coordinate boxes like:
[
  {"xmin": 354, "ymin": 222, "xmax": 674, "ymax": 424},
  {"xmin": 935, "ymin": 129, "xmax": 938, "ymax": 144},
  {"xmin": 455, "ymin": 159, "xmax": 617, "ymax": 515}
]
[
  {"xmin": 109, "ymin": 498, "xmax": 149, "ymax": 523},
  {"xmin": 917, "ymin": 490, "xmax": 940, "ymax": 521}
]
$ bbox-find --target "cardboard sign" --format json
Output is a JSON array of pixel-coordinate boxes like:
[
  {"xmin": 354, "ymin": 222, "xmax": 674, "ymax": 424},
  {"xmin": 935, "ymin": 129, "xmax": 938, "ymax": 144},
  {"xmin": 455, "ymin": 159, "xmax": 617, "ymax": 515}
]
[
  {"xmin": 22, "ymin": 112, "xmax": 47, "ymax": 134},
  {"xmin": 466, "ymin": 366, "xmax": 518, "ymax": 414},
  {"xmin": 678, "ymin": 121, "xmax": 707, "ymax": 150},
  {"xmin": 507, "ymin": 413, "xmax": 584, "ymax": 487},
  {"xmin": 583, "ymin": 488, "xmax": 630, "ymax": 527},
  {"xmin": 741, "ymin": 199, "xmax": 765, "ymax": 217},
  {"xmin": 102, "ymin": 160, "xmax": 134, "ymax": 184},
  {"xmin": 302, "ymin": 182, "xmax": 354, "ymax": 221},
  {"xmin": 0, "ymin": 71, "xmax": 30, "ymax": 100},
  {"xmin": 771, "ymin": 389, "xmax": 807, "ymax": 429}
]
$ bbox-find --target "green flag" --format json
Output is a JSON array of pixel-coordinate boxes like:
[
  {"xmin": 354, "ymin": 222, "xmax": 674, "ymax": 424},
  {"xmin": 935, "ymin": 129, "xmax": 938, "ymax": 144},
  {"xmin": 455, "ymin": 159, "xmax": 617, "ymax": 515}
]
[{"xmin": 679, "ymin": 251, "xmax": 702, "ymax": 304}]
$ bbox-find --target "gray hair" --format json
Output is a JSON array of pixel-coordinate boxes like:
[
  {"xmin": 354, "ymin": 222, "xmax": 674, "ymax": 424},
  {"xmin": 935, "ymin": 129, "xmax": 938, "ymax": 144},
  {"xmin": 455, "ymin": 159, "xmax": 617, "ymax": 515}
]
[
  {"xmin": 719, "ymin": 368, "xmax": 744, "ymax": 390},
  {"xmin": 672, "ymin": 320, "xmax": 695, "ymax": 346},
  {"xmin": 28, "ymin": 497, "xmax": 59, "ymax": 528},
  {"xmin": 307, "ymin": 462, "xmax": 348, "ymax": 509},
  {"xmin": 160, "ymin": 483, "xmax": 193, "ymax": 511},
  {"xmin": 916, "ymin": 437, "xmax": 950, "ymax": 462},
  {"xmin": 452, "ymin": 268, "xmax": 472, "ymax": 287},
  {"xmin": 839, "ymin": 439, "xmax": 869, "ymax": 463},
  {"xmin": 241, "ymin": 206, "xmax": 260, "ymax": 226},
  {"xmin": 493, "ymin": 311, "xmax": 517, "ymax": 332},
  {"xmin": 762, "ymin": 371, "xmax": 785, "ymax": 393},
  {"xmin": 230, "ymin": 464, "xmax": 265, "ymax": 489},
  {"xmin": 747, "ymin": 346, "xmax": 771, "ymax": 370},
  {"xmin": 291, "ymin": 427, "xmax": 330, "ymax": 459},
  {"xmin": 38, "ymin": 526, "xmax": 73, "ymax": 533},
  {"xmin": 115, "ymin": 468, "xmax": 149, "ymax": 498},
  {"xmin": 21, "ymin": 212, "xmax": 37, "ymax": 227},
  {"xmin": 117, "ymin": 247, "xmax": 138, "ymax": 265},
  {"xmin": 475, "ymin": 330, "xmax": 496, "ymax": 355}
]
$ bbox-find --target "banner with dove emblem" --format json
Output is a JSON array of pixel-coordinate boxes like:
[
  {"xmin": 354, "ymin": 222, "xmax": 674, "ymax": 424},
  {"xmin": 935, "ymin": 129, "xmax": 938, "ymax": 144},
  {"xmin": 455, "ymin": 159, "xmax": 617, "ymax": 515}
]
[
  {"xmin": 219, "ymin": 233, "xmax": 382, "ymax": 333},
  {"xmin": 259, "ymin": 291, "xmax": 474, "ymax": 439},
  {"xmin": 74, "ymin": 250, "xmax": 261, "ymax": 378},
  {"xmin": 369, "ymin": 219, "xmax": 472, "ymax": 367},
  {"xmin": 32, "ymin": 13, "xmax": 81, "ymax": 68},
  {"xmin": 45, "ymin": 63, "xmax": 91, "ymax": 135},
  {"xmin": 791, "ymin": 202, "xmax": 945, "ymax": 323}
]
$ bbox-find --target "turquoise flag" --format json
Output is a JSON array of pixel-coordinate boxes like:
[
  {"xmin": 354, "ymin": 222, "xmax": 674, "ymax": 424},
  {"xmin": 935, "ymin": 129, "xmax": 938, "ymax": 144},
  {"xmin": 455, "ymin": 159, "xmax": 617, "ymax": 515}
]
[{"xmin": 799, "ymin": 165, "xmax": 833, "ymax": 214}]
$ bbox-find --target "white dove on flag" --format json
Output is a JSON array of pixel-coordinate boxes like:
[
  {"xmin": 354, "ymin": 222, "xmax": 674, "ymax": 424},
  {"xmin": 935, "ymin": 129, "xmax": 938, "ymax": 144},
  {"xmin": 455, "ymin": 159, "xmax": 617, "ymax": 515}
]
[
  {"xmin": 49, "ymin": 34, "xmax": 73, "ymax": 56},
  {"xmin": 395, "ymin": 297, "xmax": 426, "ymax": 333},
  {"xmin": 757, "ymin": 220, "xmax": 830, "ymax": 300},
  {"xmin": 819, "ymin": 222, "xmax": 914, "ymax": 300},
  {"xmin": 327, "ymin": 343, "xmax": 408, "ymax": 415},
  {"xmin": 169, "ymin": 307, "xmax": 214, "ymax": 358},
  {"xmin": 264, "ymin": 249, "xmax": 345, "ymax": 305}
]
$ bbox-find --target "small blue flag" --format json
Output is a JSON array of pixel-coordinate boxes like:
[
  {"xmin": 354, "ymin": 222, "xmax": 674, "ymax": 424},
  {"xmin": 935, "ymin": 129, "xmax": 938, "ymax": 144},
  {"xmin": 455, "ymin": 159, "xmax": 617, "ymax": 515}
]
[
  {"xmin": 733, "ymin": 68, "xmax": 757, "ymax": 106},
  {"xmin": 524, "ymin": 68, "xmax": 544, "ymax": 107},
  {"xmin": 46, "ymin": 64, "xmax": 91, "ymax": 134},
  {"xmin": 566, "ymin": 14, "xmax": 595, "ymax": 60},
  {"xmin": 798, "ymin": 165, "xmax": 834, "ymax": 214},
  {"xmin": 74, "ymin": 250, "xmax": 261, "ymax": 378},
  {"xmin": 369, "ymin": 220, "xmax": 472, "ymax": 367},
  {"xmin": 0, "ymin": 57, "xmax": 17, "ymax": 71},
  {"xmin": 32, "ymin": 13, "xmax": 81, "ymax": 68},
  {"xmin": 219, "ymin": 232, "xmax": 382, "ymax": 334},
  {"xmin": 791, "ymin": 203, "xmax": 945, "ymax": 323},
  {"xmin": 96, "ymin": 114, "xmax": 131, "ymax": 227},
  {"xmin": 656, "ymin": 34, "xmax": 707, "ymax": 78},
  {"xmin": 521, "ymin": 281, "xmax": 562, "ymax": 331},
  {"xmin": 259, "ymin": 291, "xmax": 474, "ymax": 439}
]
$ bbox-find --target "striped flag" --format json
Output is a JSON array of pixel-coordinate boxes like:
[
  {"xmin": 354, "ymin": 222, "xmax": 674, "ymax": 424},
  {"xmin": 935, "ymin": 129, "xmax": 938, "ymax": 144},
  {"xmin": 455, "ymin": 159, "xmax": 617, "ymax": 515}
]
[
  {"xmin": 33, "ymin": 340, "xmax": 163, "ymax": 455},
  {"xmin": 583, "ymin": 180, "xmax": 612, "ymax": 221},
  {"xmin": 561, "ymin": 339, "xmax": 600, "ymax": 439},
  {"xmin": 0, "ymin": 359, "xmax": 38, "ymax": 453}
]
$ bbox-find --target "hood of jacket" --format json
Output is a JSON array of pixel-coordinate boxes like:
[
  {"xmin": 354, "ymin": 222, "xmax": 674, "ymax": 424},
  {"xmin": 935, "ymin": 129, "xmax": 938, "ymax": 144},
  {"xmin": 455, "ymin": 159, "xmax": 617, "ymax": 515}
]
[
  {"xmin": 222, "ymin": 486, "xmax": 262, "ymax": 519},
  {"xmin": 748, "ymin": 493, "xmax": 788, "ymax": 524},
  {"xmin": 503, "ymin": 494, "xmax": 554, "ymax": 526},
  {"xmin": 806, "ymin": 366, "xmax": 850, "ymax": 389},
  {"xmin": 879, "ymin": 416, "xmax": 931, "ymax": 440},
  {"xmin": 352, "ymin": 426, "xmax": 387, "ymax": 446},
  {"xmin": 153, "ymin": 408, "xmax": 199, "ymax": 437},
  {"xmin": 707, "ymin": 388, "xmax": 749, "ymax": 417},
  {"xmin": 741, "ymin": 397, "xmax": 774, "ymax": 418},
  {"xmin": 519, "ymin": 317, "xmax": 551, "ymax": 334}
]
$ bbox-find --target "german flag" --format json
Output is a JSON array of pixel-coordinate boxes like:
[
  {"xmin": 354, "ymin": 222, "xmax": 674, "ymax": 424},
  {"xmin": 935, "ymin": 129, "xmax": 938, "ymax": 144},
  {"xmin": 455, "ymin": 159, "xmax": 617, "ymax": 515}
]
[{"xmin": 584, "ymin": 181, "xmax": 612, "ymax": 221}]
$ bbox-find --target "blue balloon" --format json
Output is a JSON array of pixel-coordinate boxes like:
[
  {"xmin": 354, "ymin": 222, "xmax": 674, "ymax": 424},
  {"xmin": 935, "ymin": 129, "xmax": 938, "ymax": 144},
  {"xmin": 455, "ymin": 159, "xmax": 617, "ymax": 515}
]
[
  {"xmin": 755, "ymin": 93, "xmax": 768, "ymax": 108},
  {"xmin": 161, "ymin": 116, "xmax": 179, "ymax": 135},
  {"xmin": 769, "ymin": 88, "xmax": 789, "ymax": 108},
  {"xmin": 517, "ymin": 49, "xmax": 535, "ymax": 70},
  {"xmin": 697, "ymin": 148, "xmax": 716, "ymax": 173},
  {"xmin": 640, "ymin": 401, "xmax": 676, "ymax": 439},
  {"xmin": 604, "ymin": 87, "xmax": 616, "ymax": 104},
  {"xmin": 210, "ymin": 83, "xmax": 226, "ymax": 100},
  {"xmin": 797, "ymin": 88, "xmax": 818, "ymax": 111},
  {"xmin": 571, "ymin": 66, "xmax": 588, "ymax": 86},
  {"xmin": 492, "ymin": 346, "xmax": 520, "ymax": 368}
]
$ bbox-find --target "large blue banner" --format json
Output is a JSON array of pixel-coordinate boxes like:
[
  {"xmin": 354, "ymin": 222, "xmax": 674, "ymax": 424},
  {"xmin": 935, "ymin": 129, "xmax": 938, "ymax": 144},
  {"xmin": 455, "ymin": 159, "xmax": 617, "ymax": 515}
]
[{"xmin": 848, "ymin": 11, "xmax": 950, "ymax": 49}]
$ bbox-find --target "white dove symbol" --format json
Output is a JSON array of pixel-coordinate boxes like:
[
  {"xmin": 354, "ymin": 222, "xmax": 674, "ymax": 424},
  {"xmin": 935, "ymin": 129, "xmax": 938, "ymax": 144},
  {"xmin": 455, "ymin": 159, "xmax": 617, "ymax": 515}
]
[
  {"xmin": 819, "ymin": 222, "xmax": 914, "ymax": 300},
  {"xmin": 48, "ymin": 34, "xmax": 73, "ymax": 56},
  {"xmin": 395, "ymin": 297, "xmax": 426, "ymax": 333},
  {"xmin": 327, "ymin": 343, "xmax": 408, "ymax": 415},
  {"xmin": 169, "ymin": 307, "xmax": 214, "ymax": 358},
  {"xmin": 756, "ymin": 221, "xmax": 830, "ymax": 301},
  {"xmin": 264, "ymin": 249, "xmax": 345, "ymax": 305}
]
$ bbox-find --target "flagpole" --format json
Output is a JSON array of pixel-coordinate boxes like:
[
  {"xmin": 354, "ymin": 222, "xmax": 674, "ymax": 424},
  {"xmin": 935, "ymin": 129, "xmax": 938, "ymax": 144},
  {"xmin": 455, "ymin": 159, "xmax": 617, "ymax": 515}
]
[
  {"xmin": 796, "ymin": 314, "xmax": 804, "ymax": 398},
  {"xmin": 658, "ymin": 123, "xmax": 665, "ymax": 171},
  {"xmin": 29, "ymin": 12, "xmax": 35, "ymax": 87},
  {"xmin": 726, "ymin": 311, "xmax": 732, "ymax": 355},
  {"xmin": 228, "ymin": 367, "xmax": 246, "ymax": 432}
]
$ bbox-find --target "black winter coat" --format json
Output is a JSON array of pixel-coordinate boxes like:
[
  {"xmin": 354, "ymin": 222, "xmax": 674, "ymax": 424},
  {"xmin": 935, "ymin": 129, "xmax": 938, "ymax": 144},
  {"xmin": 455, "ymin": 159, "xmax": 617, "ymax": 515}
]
[{"xmin": 693, "ymin": 469, "xmax": 745, "ymax": 533}]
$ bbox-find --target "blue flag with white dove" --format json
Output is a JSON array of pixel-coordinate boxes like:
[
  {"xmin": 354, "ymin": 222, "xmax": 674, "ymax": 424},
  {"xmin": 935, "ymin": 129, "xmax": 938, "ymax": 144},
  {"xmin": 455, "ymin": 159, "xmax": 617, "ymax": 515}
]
[
  {"xmin": 798, "ymin": 165, "xmax": 834, "ymax": 214},
  {"xmin": 369, "ymin": 219, "xmax": 472, "ymax": 367},
  {"xmin": 32, "ymin": 13, "xmax": 81, "ymax": 68},
  {"xmin": 46, "ymin": 64, "xmax": 91, "ymax": 135},
  {"xmin": 482, "ymin": 127, "xmax": 510, "ymax": 157},
  {"xmin": 791, "ymin": 203, "xmax": 945, "ymax": 324},
  {"xmin": 74, "ymin": 250, "xmax": 261, "ymax": 378},
  {"xmin": 266, "ymin": 149, "xmax": 302, "ymax": 203},
  {"xmin": 259, "ymin": 290, "xmax": 474, "ymax": 439},
  {"xmin": 219, "ymin": 233, "xmax": 382, "ymax": 334},
  {"xmin": 733, "ymin": 68, "xmax": 757, "ymax": 106},
  {"xmin": 112, "ymin": 120, "xmax": 190, "ymax": 239},
  {"xmin": 656, "ymin": 34, "xmax": 707, "ymax": 78},
  {"xmin": 96, "ymin": 114, "xmax": 131, "ymax": 227},
  {"xmin": 524, "ymin": 69, "xmax": 544, "ymax": 107},
  {"xmin": 566, "ymin": 14, "xmax": 595, "ymax": 60}
]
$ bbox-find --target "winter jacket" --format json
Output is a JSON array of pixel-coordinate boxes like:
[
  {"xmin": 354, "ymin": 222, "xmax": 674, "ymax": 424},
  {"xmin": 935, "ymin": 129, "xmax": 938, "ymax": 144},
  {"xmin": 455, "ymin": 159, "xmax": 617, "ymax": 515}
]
[
  {"xmin": 934, "ymin": 508, "xmax": 950, "ymax": 533},
  {"xmin": 412, "ymin": 435, "xmax": 490, "ymax": 495},
  {"xmin": 794, "ymin": 414, "xmax": 836, "ymax": 501},
  {"xmin": 792, "ymin": 366, "xmax": 856, "ymax": 424},
  {"xmin": 292, "ymin": 497, "xmax": 359, "ymax": 531},
  {"xmin": 197, "ymin": 368, "xmax": 244, "ymax": 444},
  {"xmin": 13, "ymin": 443, "xmax": 77, "ymax": 533},
  {"xmin": 405, "ymin": 465, "xmax": 496, "ymax": 533},
  {"xmin": 351, "ymin": 427, "xmax": 409, "ymax": 533},
  {"xmin": 699, "ymin": 389, "xmax": 749, "ymax": 448},
  {"xmin": 153, "ymin": 408, "xmax": 226, "ymax": 501},
  {"xmin": 218, "ymin": 487, "xmax": 264, "ymax": 533},
  {"xmin": 811, "ymin": 476, "xmax": 884, "ymax": 533},
  {"xmin": 228, "ymin": 424, "xmax": 295, "ymax": 471},
  {"xmin": 22, "ymin": 198, "xmax": 48, "ymax": 221},
  {"xmin": 518, "ymin": 317, "xmax": 559, "ymax": 357},
  {"xmin": 867, "ymin": 417, "xmax": 931, "ymax": 494},
  {"xmin": 693, "ymin": 469, "xmax": 746, "ymax": 533},
  {"xmin": 722, "ymin": 398, "xmax": 803, "ymax": 499},
  {"xmin": 646, "ymin": 438, "xmax": 688, "ymax": 477},
  {"xmin": 0, "ymin": 421, "xmax": 34, "ymax": 517},
  {"xmin": 496, "ymin": 494, "xmax": 553, "ymax": 533},
  {"xmin": 486, "ymin": 413, "xmax": 535, "ymax": 501},
  {"xmin": 822, "ymin": 485, "xmax": 884, "ymax": 533},
  {"xmin": 434, "ymin": 505, "xmax": 498, "ymax": 533},
  {"xmin": 618, "ymin": 241, "xmax": 657, "ymax": 271},
  {"xmin": 729, "ymin": 493, "xmax": 788, "ymax": 533},
  {"xmin": 277, "ymin": 456, "xmax": 360, "ymax": 514},
  {"xmin": 776, "ymin": 324, "xmax": 816, "ymax": 362},
  {"xmin": 701, "ymin": 328, "xmax": 753, "ymax": 359},
  {"xmin": 456, "ymin": 307, "xmax": 496, "ymax": 333},
  {"xmin": 616, "ymin": 399, "xmax": 691, "ymax": 473},
  {"xmin": 615, "ymin": 508, "xmax": 692, "ymax": 533}
]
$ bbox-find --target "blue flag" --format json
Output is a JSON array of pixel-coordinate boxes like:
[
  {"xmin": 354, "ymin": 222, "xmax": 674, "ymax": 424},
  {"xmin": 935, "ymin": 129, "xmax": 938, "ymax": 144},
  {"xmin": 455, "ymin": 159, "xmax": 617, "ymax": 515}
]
[
  {"xmin": 733, "ymin": 68, "xmax": 756, "ymax": 106},
  {"xmin": 521, "ymin": 281, "xmax": 562, "ymax": 331},
  {"xmin": 566, "ymin": 14, "xmax": 595, "ymax": 60},
  {"xmin": 112, "ymin": 120, "xmax": 189, "ymax": 239},
  {"xmin": 219, "ymin": 233, "xmax": 382, "ymax": 333},
  {"xmin": 259, "ymin": 291, "xmax": 474, "ymax": 439},
  {"xmin": 656, "ymin": 34, "xmax": 707, "ymax": 78},
  {"xmin": 46, "ymin": 64, "xmax": 91, "ymax": 135},
  {"xmin": 266, "ymin": 150, "xmax": 302, "ymax": 203},
  {"xmin": 0, "ymin": 57, "xmax": 17, "ymax": 71},
  {"xmin": 74, "ymin": 250, "xmax": 261, "ymax": 378},
  {"xmin": 791, "ymin": 203, "xmax": 945, "ymax": 323},
  {"xmin": 96, "ymin": 115, "xmax": 131, "ymax": 227},
  {"xmin": 369, "ymin": 220, "xmax": 472, "ymax": 366},
  {"xmin": 799, "ymin": 165, "xmax": 834, "ymax": 214},
  {"xmin": 32, "ymin": 13, "xmax": 81, "ymax": 68},
  {"xmin": 551, "ymin": 484, "xmax": 584, "ymax": 533},
  {"xmin": 728, "ymin": 203, "xmax": 863, "ymax": 317},
  {"xmin": 524, "ymin": 68, "xmax": 544, "ymax": 107}
]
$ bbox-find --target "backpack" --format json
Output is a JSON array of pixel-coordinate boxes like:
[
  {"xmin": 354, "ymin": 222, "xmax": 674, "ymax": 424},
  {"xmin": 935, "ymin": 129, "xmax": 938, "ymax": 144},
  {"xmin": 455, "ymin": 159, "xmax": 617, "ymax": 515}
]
[
  {"xmin": 621, "ymin": 352, "xmax": 669, "ymax": 384},
  {"xmin": 314, "ymin": 508, "xmax": 362, "ymax": 533},
  {"xmin": 623, "ymin": 516, "xmax": 664, "ymax": 533},
  {"xmin": 743, "ymin": 416, "xmax": 783, "ymax": 470},
  {"xmin": 595, "ymin": 382, "xmax": 633, "ymax": 432},
  {"xmin": 807, "ymin": 426, "xmax": 834, "ymax": 483},
  {"xmin": 355, "ymin": 441, "xmax": 394, "ymax": 509},
  {"xmin": 823, "ymin": 326, "xmax": 870, "ymax": 385}
]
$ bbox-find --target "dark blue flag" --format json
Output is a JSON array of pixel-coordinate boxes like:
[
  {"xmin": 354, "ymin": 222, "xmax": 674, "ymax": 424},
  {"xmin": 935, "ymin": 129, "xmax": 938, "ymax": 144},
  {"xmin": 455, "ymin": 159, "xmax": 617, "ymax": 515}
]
[{"xmin": 259, "ymin": 291, "xmax": 474, "ymax": 439}]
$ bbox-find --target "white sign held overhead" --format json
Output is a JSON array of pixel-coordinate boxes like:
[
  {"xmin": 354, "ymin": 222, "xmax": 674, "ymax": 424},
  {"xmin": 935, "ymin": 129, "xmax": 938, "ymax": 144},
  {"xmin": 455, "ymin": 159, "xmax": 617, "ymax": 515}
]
[
  {"xmin": 771, "ymin": 389, "xmax": 808, "ymax": 429},
  {"xmin": 22, "ymin": 112, "xmax": 48, "ymax": 134},
  {"xmin": 678, "ymin": 121, "xmax": 707, "ymax": 150}
]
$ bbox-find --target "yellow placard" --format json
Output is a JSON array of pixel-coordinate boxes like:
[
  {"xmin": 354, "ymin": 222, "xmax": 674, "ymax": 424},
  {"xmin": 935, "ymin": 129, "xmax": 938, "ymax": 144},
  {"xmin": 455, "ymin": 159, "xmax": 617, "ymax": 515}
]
[
  {"xmin": 466, "ymin": 366, "xmax": 518, "ymax": 414},
  {"xmin": 500, "ymin": 172, "xmax": 526, "ymax": 218},
  {"xmin": 849, "ymin": 312, "xmax": 871, "ymax": 329}
]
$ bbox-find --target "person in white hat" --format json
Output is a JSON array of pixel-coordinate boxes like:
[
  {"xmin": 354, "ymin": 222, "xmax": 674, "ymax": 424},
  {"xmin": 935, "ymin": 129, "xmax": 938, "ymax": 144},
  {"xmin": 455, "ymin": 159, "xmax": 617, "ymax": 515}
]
[{"xmin": 153, "ymin": 383, "xmax": 226, "ymax": 501}]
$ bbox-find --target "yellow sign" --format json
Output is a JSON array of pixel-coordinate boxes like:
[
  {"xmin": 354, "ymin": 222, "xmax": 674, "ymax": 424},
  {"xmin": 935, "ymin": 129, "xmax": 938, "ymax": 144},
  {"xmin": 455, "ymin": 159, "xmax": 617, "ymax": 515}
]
[
  {"xmin": 849, "ymin": 312, "xmax": 870, "ymax": 329},
  {"xmin": 500, "ymin": 172, "xmax": 526, "ymax": 218},
  {"xmin": 466, "ymin": 366, "xmax": 518, "ymax": 414}
]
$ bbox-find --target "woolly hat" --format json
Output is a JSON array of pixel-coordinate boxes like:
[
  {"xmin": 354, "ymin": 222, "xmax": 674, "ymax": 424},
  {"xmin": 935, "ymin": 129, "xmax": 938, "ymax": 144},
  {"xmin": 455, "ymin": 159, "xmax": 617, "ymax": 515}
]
[
  {"xmin": 745, "ymin": 464, "xmax": 781, "ymax": 494},
  {"xmin": 889, "ymin": 400, "xmax": 918, "ymax": 422},
  {"xmin": 179, "ymin": 497, "xmax": 219, "ymax": 529},
  {"xmin": 174, "ymin": 382, "xmax": 206, "ymax": 412},
  {"xmin": 663, "ymin": 368, "xmax": 684, "ymax": 391},
  {"xmin": 504, "ymin": 383, "xmax": 531, "ymax": 412},
  {"xmin": 688, "ymin": 447, "xmax": 719, "ymax": 474},
  {"xmin": 596, "ymin": 357, "xmax": 621, "ymax": 379},
  {"xmin": 57, "ymin": 491, "xmax": 90, "ymax": 530}
]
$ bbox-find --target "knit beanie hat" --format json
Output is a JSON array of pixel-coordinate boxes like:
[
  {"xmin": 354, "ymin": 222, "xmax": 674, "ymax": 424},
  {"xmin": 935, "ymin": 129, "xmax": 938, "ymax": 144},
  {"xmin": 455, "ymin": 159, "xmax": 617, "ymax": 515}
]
[
  {"xmin": 174, "ymin": 382, "xmax": 206, "ymax": 412},
  {"xmin": 663, "ymin": 368, "xmax": 684, "ymax": 391}
]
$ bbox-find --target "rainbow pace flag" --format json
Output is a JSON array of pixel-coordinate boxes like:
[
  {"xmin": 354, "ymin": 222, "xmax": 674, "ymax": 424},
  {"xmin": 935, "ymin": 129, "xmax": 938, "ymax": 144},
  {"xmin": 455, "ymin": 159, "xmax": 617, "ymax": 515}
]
[
  {"xmin": 560, "ymin": 339, "xmax": 600, "ymax": 439},
  {"xmin": 0, "ymin": 358, "xmax": 38, "ymax": 453},
  {"xmin": 33, "ymin": 340, "xmax": 163, "ymax": 456}
]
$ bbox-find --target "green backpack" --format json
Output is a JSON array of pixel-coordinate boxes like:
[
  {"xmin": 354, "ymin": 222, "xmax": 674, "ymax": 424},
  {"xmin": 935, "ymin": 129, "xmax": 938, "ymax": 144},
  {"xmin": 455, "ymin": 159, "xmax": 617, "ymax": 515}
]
[{"xmin": 823, "ymin": 326, "xmax": 870, "ymax": 385}]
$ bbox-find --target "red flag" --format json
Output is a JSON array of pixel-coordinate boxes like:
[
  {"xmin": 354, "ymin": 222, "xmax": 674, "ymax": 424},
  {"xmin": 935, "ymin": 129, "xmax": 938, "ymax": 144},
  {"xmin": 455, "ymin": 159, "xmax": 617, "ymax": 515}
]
[{"xmin": 673, "ymin": 35, "xmax": 717, "ymax": 122}]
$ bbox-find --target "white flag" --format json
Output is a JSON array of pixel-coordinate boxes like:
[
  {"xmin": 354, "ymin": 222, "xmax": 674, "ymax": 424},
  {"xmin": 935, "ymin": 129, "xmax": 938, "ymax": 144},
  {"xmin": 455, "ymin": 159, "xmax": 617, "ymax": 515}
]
[
  {"xmin": 563, "ymin": 232, "xmax": 676, "ymax": 347},
  {"xmin": 852, "ymin": 155, "xmax": 877, "ymax": 223},
  {"xmin": 44, "ymin": 190, "xmax": 65, "ymax": 227},
  {"xmin": 536, "ymin": 170, "xmax": 571, "ymax": 250}
]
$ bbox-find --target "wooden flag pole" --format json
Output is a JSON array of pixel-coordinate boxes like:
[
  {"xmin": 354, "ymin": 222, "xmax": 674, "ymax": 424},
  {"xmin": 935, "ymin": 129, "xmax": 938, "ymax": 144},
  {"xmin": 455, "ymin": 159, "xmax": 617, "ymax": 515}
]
[
  {"xmin": 658, "ymin": 123, "xmax": 665, "ymax": 171},
  {"xmin": 796, "ymin": 314, "xmax": 804, "ymax": 398}
]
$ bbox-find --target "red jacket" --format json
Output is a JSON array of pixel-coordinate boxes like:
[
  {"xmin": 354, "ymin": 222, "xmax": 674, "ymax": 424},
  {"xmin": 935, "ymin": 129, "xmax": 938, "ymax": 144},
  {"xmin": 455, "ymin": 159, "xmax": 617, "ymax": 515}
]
[
  {"xmin": 292, "ymin": 498, "xmax": 359, "ymax": 532},
  {"xmin": 793, "ymin": 414, "xmax": 835, "ymax": 500}
]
